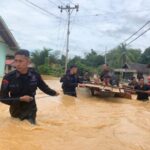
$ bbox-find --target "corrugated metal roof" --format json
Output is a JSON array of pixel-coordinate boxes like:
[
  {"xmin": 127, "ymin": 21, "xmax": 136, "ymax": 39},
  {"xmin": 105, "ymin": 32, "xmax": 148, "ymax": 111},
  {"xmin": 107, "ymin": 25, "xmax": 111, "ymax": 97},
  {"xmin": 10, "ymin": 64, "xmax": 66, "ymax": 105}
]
[
  {"xmin": 5, "ymin": 59, "xmax": 14, "ymax": 65},
  {"xmin": 122, "ymin": 63, "xmax": 150, "ymax": 73}
]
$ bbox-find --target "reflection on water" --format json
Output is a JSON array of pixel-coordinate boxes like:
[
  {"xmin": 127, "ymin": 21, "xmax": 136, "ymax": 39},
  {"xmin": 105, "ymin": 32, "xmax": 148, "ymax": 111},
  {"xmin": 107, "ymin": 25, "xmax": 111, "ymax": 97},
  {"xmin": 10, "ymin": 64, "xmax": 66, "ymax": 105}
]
[{"xmin": 0, "ymin": 79, "xmax": 150, "ymax": 150}]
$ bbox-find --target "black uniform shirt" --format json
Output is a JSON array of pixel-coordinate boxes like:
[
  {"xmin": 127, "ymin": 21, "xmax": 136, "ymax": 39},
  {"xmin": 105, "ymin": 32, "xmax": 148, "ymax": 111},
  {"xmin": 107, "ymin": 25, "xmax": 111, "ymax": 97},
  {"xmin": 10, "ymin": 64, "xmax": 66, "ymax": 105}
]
[
  {"xmin": 134, "ymin": 84, "xmax": 150, "ymax": 101},
  {"xmin": 0, "ymin": 69, "xmax": 56, "ymax": 119},
  {"xmin": 61, "ymin": 74, "xmax": 79, "ymax": 97}
]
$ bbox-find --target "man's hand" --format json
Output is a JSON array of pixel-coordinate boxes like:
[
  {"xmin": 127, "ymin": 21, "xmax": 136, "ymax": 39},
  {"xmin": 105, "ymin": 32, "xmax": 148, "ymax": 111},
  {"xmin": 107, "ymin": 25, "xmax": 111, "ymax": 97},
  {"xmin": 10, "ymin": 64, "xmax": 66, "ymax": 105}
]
[
  {"xmin": 78, "ymin": 83, "xmax": 86, "ymax": 87},
  {"xmin": 19, "ymin": 95, "xmax": 33, "ymax": 102},
  {"xmin": 145, "ymin": 90, "xmax": 150, "ymax": 94},
  {"xmin": 55, "ymin": 92, "xmax": 59, "ymax": 96}
]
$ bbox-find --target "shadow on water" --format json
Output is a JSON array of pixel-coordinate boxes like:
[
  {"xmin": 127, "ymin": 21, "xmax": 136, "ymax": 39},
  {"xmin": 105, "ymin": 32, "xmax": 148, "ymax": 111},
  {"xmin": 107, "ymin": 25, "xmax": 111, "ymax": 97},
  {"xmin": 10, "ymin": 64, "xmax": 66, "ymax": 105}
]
[
  {"xmin": 76, "ymin": 87, "xmax": 127, "ymax": 104},
  {"xmin": 91, "ymin": 96, "xmax": 130, "ymax": 104}
]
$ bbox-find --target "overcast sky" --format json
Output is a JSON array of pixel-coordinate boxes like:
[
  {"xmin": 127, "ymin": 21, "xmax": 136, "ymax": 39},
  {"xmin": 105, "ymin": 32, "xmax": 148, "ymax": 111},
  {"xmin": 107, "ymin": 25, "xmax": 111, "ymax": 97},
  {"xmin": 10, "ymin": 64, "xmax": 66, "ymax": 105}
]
[{"xmin": 0, "ymin": 0, "xmax": 150, "ymax": 57}]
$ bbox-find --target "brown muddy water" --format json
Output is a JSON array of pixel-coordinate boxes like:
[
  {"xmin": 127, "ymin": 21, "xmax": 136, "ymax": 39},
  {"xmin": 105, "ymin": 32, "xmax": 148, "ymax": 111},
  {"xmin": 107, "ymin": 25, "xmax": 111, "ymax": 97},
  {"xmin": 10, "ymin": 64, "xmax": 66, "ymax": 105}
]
[{"xmin": 0, "ymin": 78, "xmax": 150, "ymax": 150}]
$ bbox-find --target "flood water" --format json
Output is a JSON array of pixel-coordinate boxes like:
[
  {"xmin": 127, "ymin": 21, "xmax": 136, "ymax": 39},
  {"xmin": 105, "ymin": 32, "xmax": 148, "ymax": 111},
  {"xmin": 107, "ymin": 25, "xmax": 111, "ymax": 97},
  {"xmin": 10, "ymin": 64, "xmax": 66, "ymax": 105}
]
[{"xmin": 0, "ymin": 78, "xmax": 150, "ymax": 150}]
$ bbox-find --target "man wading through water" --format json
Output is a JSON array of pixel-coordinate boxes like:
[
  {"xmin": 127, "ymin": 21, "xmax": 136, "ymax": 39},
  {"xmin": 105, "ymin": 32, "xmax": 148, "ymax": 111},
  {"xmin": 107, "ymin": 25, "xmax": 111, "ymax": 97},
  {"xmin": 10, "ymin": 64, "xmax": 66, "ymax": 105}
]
[
  {"xmin": 0, "ymin": 50, "xmax": 59, "ymax": 124},
  {"xmin": 60, "ymin": 65, "xmax": 80, "ymax": 97},
  {"xmin": 134, "ymin": 77, "xmax": 150, "ymax": 101}
]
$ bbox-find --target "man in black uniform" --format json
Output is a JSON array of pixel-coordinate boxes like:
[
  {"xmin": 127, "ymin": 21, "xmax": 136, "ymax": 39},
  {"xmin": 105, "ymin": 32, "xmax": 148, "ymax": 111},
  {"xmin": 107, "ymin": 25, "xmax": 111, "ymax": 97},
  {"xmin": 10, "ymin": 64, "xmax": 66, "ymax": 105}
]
[
  {"xmin": 0, "ymin": 50, "xmax": 59, "ymax": 124},
  {"xmin": 60, "ymin": 65, "xmax": 80, "ymax": 97},
  {"xmin": 134, "ymin": 77, "xmax": 150, "ymax": 101}
]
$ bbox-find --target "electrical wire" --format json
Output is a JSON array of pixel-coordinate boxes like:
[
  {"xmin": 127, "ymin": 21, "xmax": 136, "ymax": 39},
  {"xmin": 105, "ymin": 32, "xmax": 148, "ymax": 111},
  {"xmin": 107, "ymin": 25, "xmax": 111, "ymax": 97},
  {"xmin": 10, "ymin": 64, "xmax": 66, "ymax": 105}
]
[
  {"xmin": 24, "ymin": 0, "xmax": 61, "ymax": 19},
  {"xmin": 56, "ymin": 12, "xmax": 63, "ymax": 50},
  {"xmin": 126, "ymin": 27, "xmax": 150, "ymax": 45},
  {"xmin": 57, "ymin": 0, "xmax": 65, "ymax": 5},
  {"xmin": 47, "ymin": 0, "xmax": 58, "ymax": 7},
  {"xmin": 18, "ymin": 0, "xmax": 51, "ymax": 17},
  {"xmin": 123, "ymin": 21, "xmax": 150, "ymax": 43}
]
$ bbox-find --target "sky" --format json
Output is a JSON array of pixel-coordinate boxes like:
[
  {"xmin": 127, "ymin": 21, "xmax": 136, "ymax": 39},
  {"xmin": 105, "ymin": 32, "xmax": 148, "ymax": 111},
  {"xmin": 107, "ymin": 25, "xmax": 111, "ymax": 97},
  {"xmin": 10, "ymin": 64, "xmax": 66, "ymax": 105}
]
[{"xmin": 0, "ymin": 0, "xmax": 150, "ymax": 57}]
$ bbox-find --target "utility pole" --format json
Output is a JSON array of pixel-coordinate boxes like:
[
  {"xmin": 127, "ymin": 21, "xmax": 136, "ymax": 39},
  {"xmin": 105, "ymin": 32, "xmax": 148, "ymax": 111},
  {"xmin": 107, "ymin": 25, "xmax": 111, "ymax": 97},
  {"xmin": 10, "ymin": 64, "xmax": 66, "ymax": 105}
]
[
  {"xmin": 58, "ymin": 4, "xmax": 79, "ymax": 72},
  {"xmin": 121, "ymin": 43, "xmax": 127, "ymax": 66},
  {"xmin": 104, "ymin": 46, "xmax": 107, "ymax": 64}
]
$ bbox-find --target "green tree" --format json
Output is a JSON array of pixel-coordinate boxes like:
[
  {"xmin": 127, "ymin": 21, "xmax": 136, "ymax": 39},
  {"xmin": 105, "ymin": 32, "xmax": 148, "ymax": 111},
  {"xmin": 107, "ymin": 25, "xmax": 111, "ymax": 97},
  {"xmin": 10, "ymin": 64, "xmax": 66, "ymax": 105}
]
[
  {"xmin": 106, "ymin": 45, "xmax": 141, "ymax": 68},
  {"xmin": 31, "ymin": 48, "xmax": 51, "ymax": 69},
  {"xmin": 139, "ymin": 47, "xmax": 150, "ymax": 64},
  {"xmin": 58, "ymin": 55, "xmax": 66, "ymax": 70},
  {"xmin": 84, "ymin": 49, "xmax": 104, "ymax": 67},
  {"xmin": 31, "ymin": 46, "xmax": 143, "ymax": 77},
  {"xmin": 49, "ymin": 50, "xmax": 61, "ymax": 65}
]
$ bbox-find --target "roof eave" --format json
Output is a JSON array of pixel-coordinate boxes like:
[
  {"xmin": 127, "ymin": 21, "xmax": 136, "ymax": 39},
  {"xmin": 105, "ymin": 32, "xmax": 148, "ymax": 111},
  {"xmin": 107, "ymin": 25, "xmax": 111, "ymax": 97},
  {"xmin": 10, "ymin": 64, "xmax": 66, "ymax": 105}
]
[{"xmin": 0, "ymin": 16, "xmax": 20, "ymax": 50}]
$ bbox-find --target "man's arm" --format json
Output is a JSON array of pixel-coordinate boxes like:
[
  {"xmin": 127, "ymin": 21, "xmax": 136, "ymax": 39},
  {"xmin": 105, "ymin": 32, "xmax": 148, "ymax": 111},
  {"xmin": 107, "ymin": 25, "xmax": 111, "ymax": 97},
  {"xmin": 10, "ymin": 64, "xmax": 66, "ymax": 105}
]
[
  {"xmin": 37, "ymin": 74, "xmax": 58, "ymax": 96},
  {"xmin": 145, "ymin": 85, "xmax": 150, "ymax": 94},
  {"xmin": 0, "ymin": 78, "xmax": 20, "ymax": 105},
  {"xmin": 0, "ymin": 78, "xmax": 33, "ymax": 105}
]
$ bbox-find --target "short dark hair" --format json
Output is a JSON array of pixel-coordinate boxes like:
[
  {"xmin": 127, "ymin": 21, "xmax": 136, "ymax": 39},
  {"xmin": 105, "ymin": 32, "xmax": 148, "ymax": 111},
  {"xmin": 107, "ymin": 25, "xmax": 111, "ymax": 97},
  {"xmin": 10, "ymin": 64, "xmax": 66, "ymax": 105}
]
[
  {"xmin": 15, "ymin": 49, "xmax": 30, "ymax": 57},
  {"xmin": 70, "ymin": 64, "xmax": 77, "ymax": 69},
  {"xmin": 131, "ymin": 76, "xmax": 136, "ymax": 80},
  {"xmin": 139, "ymin": 77, "xmax": 144, "ymax": 80}
]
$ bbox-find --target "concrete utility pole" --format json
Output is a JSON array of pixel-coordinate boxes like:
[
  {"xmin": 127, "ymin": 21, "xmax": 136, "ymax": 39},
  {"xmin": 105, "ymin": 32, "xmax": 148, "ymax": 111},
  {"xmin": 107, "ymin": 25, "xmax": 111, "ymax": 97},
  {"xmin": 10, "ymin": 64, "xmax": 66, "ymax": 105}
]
[
  {"xmin": 121, "ymin": 43, "xmax": 127, "ymax": 67},
  {"xmin": 104, "ymin": 46, "xmax": 107, "ymax": 64},
  {"xmin": 58, "ymin": 4, "xmax": 79, "ymax": 72}
]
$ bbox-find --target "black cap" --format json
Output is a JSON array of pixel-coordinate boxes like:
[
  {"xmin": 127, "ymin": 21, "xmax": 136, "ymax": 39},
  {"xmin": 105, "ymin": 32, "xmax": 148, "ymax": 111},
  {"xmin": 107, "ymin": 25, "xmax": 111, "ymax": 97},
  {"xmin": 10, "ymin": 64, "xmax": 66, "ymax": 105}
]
[{"xmin": 15, "ymin": 49, "xmax": 30, "ymax": 57}]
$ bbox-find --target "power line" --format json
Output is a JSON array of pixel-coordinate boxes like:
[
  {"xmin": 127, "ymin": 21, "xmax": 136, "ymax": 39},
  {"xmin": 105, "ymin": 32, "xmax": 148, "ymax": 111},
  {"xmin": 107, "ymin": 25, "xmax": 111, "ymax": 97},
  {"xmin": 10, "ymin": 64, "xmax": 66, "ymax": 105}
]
[
  {"xmin": 78, "ymin": 8, "xmax": 150, "ymax": 17},
  {"xmin": 123, "ymin": 21, "xmax": 150, "ymax": 43},
  {"xmin": 56, "ymin": 13, "xmax": 68, "ymax": 52},
  {"xmin": 126, "ymin": 27, "xmax": 150, "ymax": 46},
  {"xmin": 56, "ymin": 13, "xmax": 63, "ymax": 50},
  {"xmin": 107, "ymin": 20, "xmax": 150, "ymax": 52},
  {"xmin": 24, "ymin": 0, "xmax": 61, "ymax": 19},
  {"xmin": 47, "ymin": 0, "xmax": 58, "ymax": 7},
  {"xmin": 75, "ymin": 8, "xmax": 150, "ymax": 20},
  {"xmin": 57, "ymin": 0, "xmax": 65, "ymax": 5},
  {"xmin": 67, "ymin": 0, "xmax": 75, "ymax": 5},
  {"xmin": 58, "ymin": 4, "xmax": 79, "ymax": 72},
  {"xmin": 18, "ymin": 0, "xmax": 51, "ymax": 17},
  {"xmin": 70, "ymin": 11, "xmax": 78, "ymax": 30},
  {"xmin": 56, "ymin": 17, "xmax": 68, "ymax": 54}
]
